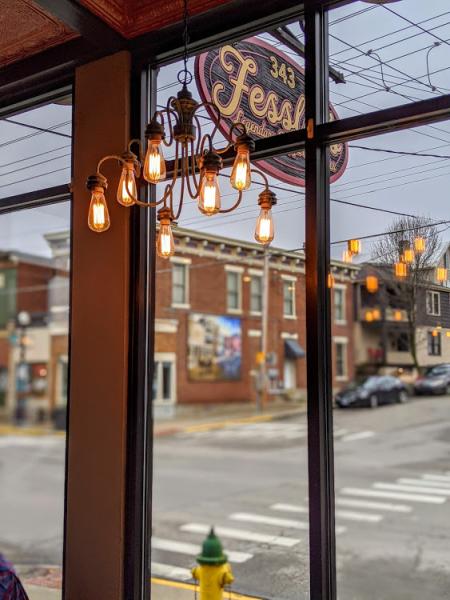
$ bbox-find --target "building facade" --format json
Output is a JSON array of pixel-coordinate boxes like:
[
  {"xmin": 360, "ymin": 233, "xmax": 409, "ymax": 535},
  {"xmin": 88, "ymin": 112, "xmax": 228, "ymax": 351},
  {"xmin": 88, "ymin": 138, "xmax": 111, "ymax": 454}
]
[{"xmin": 154, "ymin": 228, "xmax": 357, "ymax": 413}]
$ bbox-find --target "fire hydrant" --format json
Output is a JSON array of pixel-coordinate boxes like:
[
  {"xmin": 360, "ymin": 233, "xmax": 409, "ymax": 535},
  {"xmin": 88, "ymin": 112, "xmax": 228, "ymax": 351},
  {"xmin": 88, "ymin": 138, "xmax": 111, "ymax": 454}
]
[{"xmin": 192, "ymin": 528, "xmax": 234, "ymax": 600}]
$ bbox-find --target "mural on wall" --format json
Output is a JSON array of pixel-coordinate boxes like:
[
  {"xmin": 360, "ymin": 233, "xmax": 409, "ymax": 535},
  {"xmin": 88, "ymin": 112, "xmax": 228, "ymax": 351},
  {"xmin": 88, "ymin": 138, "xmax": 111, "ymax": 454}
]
[{"xmin": 188, "ymin": 314, "xmax": 242, "ymax": 381}]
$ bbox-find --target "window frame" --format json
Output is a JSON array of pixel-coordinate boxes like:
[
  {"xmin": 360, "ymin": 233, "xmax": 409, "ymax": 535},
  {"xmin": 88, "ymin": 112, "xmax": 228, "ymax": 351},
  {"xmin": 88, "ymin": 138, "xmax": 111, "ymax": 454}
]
[
  {"xmin": 170, "ymin": 257, "xmax": 191, "ymax": 309},
  {"xmin": 333, "ymin": 284, "xmax": 346, "ymax": 325},
  {"xmin": 426, "ymin": 290, "xmax": 441, "ymax": 316},
  {"xmin": 333, "ymin": 337, "xmax": 348, "ymax": 382},
  {"xmin": 427, "ymin": 331, "xmax": 442, "ymax": 356},
  {"xmin": 282, "ymin": 274, "xmax": 297, "ymax": 319},
  {"xmin": 225, "ymin": 265, "xmax": 243, "ymax": 314},
  {"xmin": 249, "ymin": 269, "xmax": 263, "ymax": 316}
]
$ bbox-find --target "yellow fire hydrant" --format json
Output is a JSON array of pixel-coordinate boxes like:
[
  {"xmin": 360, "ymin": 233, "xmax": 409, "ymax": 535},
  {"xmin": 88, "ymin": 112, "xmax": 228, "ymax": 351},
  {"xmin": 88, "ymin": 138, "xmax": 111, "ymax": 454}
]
[{"xmin": 192, "ymin": 528, "xmax": 234, "ymax": 600}]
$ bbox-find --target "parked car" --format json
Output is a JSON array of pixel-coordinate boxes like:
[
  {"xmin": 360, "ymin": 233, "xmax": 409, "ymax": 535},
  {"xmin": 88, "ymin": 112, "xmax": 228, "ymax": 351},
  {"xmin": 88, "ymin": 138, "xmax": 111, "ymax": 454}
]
[
  {"xmin": 414, "ymin": 364, "xmax": 450, "ymax": 396},
  {"xmin": 335, "ymin": 376, "xmax": 408, "ymax": 409}
]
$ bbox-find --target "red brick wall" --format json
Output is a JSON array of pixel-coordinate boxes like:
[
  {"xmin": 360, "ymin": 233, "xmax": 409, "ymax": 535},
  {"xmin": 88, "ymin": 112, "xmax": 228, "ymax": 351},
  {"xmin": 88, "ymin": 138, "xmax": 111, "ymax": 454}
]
[{"xmin": 16, "ymin": 263, "xmax": 54, "ymax": 315}]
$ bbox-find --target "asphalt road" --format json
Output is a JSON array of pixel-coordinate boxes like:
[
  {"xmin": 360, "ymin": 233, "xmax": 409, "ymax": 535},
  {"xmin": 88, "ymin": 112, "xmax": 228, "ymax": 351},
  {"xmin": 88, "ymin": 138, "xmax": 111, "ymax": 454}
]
[{"xmin": 1, "ymin": 395, "xmax": 450, "ymax": 599}]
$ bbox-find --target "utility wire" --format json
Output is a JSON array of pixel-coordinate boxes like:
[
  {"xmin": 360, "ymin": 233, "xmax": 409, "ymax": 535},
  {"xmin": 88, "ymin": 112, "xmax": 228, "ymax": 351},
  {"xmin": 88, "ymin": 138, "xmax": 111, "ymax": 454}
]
[{"xmin": 3, "ymin": 118, "xmax": 72, "ymax": 139}]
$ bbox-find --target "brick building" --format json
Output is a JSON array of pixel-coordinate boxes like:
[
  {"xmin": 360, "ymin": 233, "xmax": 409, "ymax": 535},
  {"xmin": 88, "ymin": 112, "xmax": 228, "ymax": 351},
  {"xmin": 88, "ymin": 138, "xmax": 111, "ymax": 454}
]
[{"xmin": 154, "ymin": 228, "xmax": 357, "ymax": 413}]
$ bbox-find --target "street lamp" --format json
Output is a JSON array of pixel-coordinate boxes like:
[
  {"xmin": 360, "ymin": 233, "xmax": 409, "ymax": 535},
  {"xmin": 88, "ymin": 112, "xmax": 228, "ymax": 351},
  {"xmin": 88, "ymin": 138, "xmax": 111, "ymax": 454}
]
[{"xmin": 15, "ymin": 311, "xmax": 31, "ymax": 424}]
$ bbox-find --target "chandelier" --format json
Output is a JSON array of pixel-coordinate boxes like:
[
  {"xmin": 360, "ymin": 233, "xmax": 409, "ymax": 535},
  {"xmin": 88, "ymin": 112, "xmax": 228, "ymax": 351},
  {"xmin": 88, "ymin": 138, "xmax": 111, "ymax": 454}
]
[{"xmin": 87, "ymin": 0, "xmax": 277, "ymax": 259}]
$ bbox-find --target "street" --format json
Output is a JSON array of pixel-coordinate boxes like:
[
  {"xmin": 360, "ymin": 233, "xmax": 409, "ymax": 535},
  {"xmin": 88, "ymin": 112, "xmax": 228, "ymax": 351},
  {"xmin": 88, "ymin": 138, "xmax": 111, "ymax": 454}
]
[{"xmin": 1, "ymin": 396, "xmax": 450, "ymax": 599}]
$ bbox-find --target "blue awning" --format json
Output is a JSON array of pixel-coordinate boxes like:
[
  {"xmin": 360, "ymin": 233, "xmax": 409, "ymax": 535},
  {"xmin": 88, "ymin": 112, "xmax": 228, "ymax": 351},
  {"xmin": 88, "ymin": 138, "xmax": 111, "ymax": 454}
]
[{"xmin": 284, "ymin": 339, "xmax": 306, "ymax": 359}]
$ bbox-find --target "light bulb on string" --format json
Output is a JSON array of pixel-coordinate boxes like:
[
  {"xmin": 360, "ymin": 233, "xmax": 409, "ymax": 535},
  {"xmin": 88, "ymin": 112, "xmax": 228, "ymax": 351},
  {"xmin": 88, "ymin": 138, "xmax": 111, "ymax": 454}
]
[
  {"xmin": 414, "ymin": 237, "xmax": 426, "ymax": 254},
  {"xmin": 230, "ymin": 132, "xmax": 254, "ymax": 191},
  {"xmin": 403, "ymin": 248, "xmax": 415, "ymax": 264},
  {"xmin": 342, "ymin": 250, "xmax": 353, "ymax": 263},
  {"xmin": 198, "ymin": 150, "xmax": 222, "ymax": 216},
  {"xmin": 255, "ymin": 189, "xmax": 276, "ymax": 245},
  {"xmin": 143, "ymin": 119, "xmax": 166, "ymax": 184},
  {"xmin": 366, "ymin": 275, "xmax": 378, "ymax": 293},
  {"xmin": 117, "ymin": 153, "xmax": 138, "ymax": 206},
  {"xmin": 87, "ymin": 175, "xmax": 110, "ymax": 233},
  {"xmin": 156, "ymin": 206, "xmax": 175, "ymax": 259}
]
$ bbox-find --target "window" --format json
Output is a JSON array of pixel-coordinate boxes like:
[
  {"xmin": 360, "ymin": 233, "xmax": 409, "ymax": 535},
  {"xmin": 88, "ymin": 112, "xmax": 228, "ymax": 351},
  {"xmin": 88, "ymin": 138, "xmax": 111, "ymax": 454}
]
[
  {"xmin": 389, "ymin": 331, "xmax": 410, "ymax": 353},
  {"xmin": 283, "ymin": 280, "xmax": 296, "ymax": 318},
  {"xmin": 226, "ymin": 270, "xmax": 242, "ymax": 312},
  {"xmin": 171, "ymin": 261, "xmax": 189, "ymax": 307},
  {"xmin": 335, "ymin": 339, "xmax": 347, "ymax": 380},
  {"xmin": 250, "ymin": 275, "xmax": 263, "ymax": 314},
  {"xmin": 334, "ymin": 286, "xmax": 346, "ymax": 323},
  {"xmin": 426, "ymin": 291, "xmax": 440, "ymax": 316},
  {"xmin": 428, "ymin": 331, "xmax": 442, "ymax": 356}
]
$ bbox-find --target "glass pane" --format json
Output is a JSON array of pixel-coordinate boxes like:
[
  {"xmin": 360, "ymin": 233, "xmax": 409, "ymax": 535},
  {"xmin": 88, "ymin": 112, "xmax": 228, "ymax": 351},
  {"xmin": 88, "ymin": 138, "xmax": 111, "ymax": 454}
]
[
  {"xmin": 0, "ymin": 95, "xmax": 72, "ymax": 199},
  {"xmin": 330, "ymin": 122, "xmax": 450, "ymax": 600},
  {"xmin": 0, "ymin": 201, "xmax": 70, "ymax": 599},
  {"xmin": 329, "ymin": 1, "xmax": 450, "ymax": 120},
  {"xmin": 151, "ymin": 110, "xmax": 309, "ymax": 599}
]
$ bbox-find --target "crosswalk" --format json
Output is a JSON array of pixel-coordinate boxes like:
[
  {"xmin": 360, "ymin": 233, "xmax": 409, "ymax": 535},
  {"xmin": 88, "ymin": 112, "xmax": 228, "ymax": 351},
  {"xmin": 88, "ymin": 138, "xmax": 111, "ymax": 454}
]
[
  {"xmin": 180, "ymin": 421, "xmax": 375, "ymax": 444},
  {"xmin": 151, "ymin": 470, "xmax": 450, "ymax": 583}
]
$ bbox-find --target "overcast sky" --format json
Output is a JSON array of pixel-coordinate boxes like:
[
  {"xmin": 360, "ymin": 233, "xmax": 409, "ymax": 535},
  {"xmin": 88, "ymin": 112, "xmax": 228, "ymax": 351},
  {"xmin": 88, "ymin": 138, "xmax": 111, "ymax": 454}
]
[{"xmin": 0, "ymin": 0, "xmax": 449, "ymax": 262}]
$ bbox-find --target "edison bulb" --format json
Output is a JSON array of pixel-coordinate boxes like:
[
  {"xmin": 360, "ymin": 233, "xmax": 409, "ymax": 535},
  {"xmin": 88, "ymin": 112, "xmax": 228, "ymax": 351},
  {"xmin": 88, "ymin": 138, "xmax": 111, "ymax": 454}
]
[
  {"xmin": 117, "ymin": 165, "xmax": 137, "ymax": 206},
  {"xmin": 157, "ymin": 223, "xmax": 175, "ymax": 258},
  {"xmin": 254, "ymin": 207, "xmax": 274, "ymax": 244},
  {"xmin": 88, "ymin": 189, "xmax": 110, "ymax": 233},
  {"xmin": 144, "ymin": 141, "xmax": 166, "ymax": 183},
  {"xmin": 198, "ymin": 172, "xmax": 221, "ymax": 215},
  {"xmin": 230, "ymin": 149, "xmax": 251, "ymax": 191}
]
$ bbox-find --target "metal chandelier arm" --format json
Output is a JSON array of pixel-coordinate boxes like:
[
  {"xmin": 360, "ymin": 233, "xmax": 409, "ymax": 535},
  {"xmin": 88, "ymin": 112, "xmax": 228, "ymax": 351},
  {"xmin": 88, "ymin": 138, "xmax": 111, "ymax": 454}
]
[
  {"xmin": 218, "ymin": 190, "xmax": 243, "ymax": 214},
  {"xmin": 96, "ymin": 154, "xmax": 125, "ymax": 174},
  {"xmin": 250, "ymin": 167, "xmax": 270, "ymax": 190}
]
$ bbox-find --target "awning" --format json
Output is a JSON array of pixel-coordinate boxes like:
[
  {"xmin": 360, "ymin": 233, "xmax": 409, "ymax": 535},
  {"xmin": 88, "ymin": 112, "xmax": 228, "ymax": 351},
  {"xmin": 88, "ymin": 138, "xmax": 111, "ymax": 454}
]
[{"xmin": 284, "ymin": 339, "xmax": 306, "ymax": 359}]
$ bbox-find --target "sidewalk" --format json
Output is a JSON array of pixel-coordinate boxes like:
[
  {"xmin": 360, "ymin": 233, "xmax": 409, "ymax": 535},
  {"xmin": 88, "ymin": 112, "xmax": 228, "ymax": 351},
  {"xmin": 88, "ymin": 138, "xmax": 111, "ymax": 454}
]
[
  {"xmin": 0, "ymin": 400, "xmax": 306, "ymax": 439},
  {"xmin": 25, "ymin": 577, "xmax": 263, "ymax": 600}
]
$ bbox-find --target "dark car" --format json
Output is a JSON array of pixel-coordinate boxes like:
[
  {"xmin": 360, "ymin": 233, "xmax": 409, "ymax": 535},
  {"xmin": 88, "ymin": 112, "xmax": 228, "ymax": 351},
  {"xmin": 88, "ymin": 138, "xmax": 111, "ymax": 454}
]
[
  {"xmin": 414, "ymin": 364, "xmax": 450, "ymax": 396},
  {"xmin": 335, "ymin": 375, "xmax": 408, "ymax": 409}
]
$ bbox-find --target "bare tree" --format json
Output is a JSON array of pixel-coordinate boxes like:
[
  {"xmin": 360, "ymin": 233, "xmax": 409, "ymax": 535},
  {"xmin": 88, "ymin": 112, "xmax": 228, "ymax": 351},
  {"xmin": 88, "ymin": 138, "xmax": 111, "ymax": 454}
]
[{"xmin": 371, "ymin": 216, "xmax": 442, "ymax": 369}]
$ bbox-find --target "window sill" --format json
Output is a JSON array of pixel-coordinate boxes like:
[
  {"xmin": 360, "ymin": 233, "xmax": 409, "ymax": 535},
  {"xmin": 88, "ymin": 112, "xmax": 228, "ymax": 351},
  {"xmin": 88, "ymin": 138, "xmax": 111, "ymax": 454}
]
[
  {"xmin": 249, "ymin": 311, "xmax": 262, "ymax": 317},
  {"xmin": 171, "ymin": 303, "xmax": 191, "ymax": 310},
  {"xmin": 336, "ymin": 375, "xmax": 348, "ymax": 382},
  {"xmin": 335, "ymin": 320, "xmax": 347, "ymax": 326},
  {"xmin": 284, "ymin": 314, "xmax": 297, "ymax": 320},
  {"xmin": 227, "ymin": 308, "xmax": 243, "ymax": 315}
]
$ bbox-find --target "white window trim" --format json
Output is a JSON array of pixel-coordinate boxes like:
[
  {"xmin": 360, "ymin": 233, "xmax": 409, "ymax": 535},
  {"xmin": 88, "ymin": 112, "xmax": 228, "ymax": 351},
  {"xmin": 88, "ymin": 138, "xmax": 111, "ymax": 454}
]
[
  {"xmin": 334, "ymin": 337, "xmax": 348, "ymax": 382},
  {"xmin": 334, "ymin": 283, "xmax": 347, "ymax": 325},
  {"xmin": 426, "ymin": 290, "xmax": 441, "ymax": 316},
  {"xmin": 154, "ymin": 352, "xmax": 177, "ymax": 405},
  {"xmin": 283, "ymin": 279, "xmax": 296, "ymax": 319},
  {"xmin": 226, "ymin": 269, "xmax": 243, "ymax": 314},
  {"xmin": 171, "ymin": 260, "xmax": 190, "ymax": 309},
  {"xmin": 281, "ymin": 332, "xmax": 298, "ymax": 340},
  {"xmin": 248, "ymin": 329, "xmax": 262, "ymax": 337}
]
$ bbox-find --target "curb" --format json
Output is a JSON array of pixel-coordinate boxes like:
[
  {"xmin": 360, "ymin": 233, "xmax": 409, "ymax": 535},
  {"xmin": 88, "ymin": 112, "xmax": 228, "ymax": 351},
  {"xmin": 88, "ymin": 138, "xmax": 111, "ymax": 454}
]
[{"xmin": 154, "ymin": 406, "xmax": 305, "ymax": 438}]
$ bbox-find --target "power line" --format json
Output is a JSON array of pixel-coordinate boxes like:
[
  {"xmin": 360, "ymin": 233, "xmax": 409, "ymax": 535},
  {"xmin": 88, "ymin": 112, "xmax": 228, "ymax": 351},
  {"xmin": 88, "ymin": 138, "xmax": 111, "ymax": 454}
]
[
  {"xmin": 3, "ymin": 118, "xmax": 72, "ymax": 139},
  {"xmin": 0, "ymin": 145, "xmax": 71, "ymax": 170},
  {"xmin": 349, "ymin": 145, "xmax": 450, "ymax": 160},
  {"xmin": 0, "ymin": 120, "xmax": 71, "ymax": 149}
]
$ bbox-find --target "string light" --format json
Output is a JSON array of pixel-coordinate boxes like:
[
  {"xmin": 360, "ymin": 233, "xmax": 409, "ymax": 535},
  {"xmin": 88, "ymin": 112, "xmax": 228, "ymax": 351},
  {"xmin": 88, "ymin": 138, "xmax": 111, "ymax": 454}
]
[
  {"xmin": 394, "ymin": 262, "xmax": 408, "ymax": 278},
  {"xmin": 366, "ymin": 275, "xmax": 379, "ymax": 293},
  {"xmin": 436, "ymin": 267, "xmax": 448, "ymax": 283}
]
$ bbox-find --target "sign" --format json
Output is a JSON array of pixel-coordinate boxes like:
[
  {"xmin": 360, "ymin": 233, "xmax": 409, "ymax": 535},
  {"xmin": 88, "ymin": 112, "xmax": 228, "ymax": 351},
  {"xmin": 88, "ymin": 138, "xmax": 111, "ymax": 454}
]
[{"xmin": 195, "ymin": 37, "xmax": 348, "ymax": 186}]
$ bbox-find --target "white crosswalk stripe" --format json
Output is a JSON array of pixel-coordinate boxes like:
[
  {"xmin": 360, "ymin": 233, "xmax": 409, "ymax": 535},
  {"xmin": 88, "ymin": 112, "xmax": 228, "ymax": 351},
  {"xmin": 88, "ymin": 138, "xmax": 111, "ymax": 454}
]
[
  {"xmin": 398, "ymin": 477, "xmax": 450, "ymax": 489},
  {"xmin": 0, "ymin": 436, "xmax": 63, "ymax": 448},
  {"xmin": 180, "ymin": 523, "xmax": 301, "ymax": 547},
  {"xmin": 230, "ymin": 512, "xmax": 309, "ymax": 530},
  {"xmin": 340, "ymin": 431, "xmax": 375, "ymax": 443},
  {"xmin": 341, "ymin": 487, "xmax": 446, "ymax": 504},
  {"xmin": 151, "ymin": 562, "xmax": 192, "ymax": 581},
  {"xmin": 374, "ymin": 482, "xmax": 450, "ymax": 497},
  {"xmin": 152, "ymin": 537, "xmax": 252, "ymax": 564},
  {"xmin": 335, "ymin": 497, "xmax": 412, "ymax": 513},
  {"xmin": 422, "ymin": 474, "xmax": 450, "ymax": 484},
  {"xmin": 271, "ymin": 501, "xmax": 382, "ymax": 523}
]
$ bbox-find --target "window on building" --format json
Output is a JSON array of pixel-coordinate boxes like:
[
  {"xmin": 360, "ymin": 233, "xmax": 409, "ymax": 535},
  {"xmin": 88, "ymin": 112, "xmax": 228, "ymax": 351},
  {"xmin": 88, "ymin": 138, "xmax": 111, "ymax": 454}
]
[
  {"xmin": 334, "ymin": 287, "xmax": 346, "ymax": 323},
  {"xmin": 250, "ymin": 275, "xmax": 263, "ymax": 314},
  {"xmin": 428, "ymin": 331, "xmax": 442, "ymax": 356},
  {"xmin": 426, "ymin": 290, "xmax": 441, "ymax": 316},
  {"xmin": 283, "ymin": 280, "xmax": 296, "ymax": 317},
  {"xmin": 226, "ymin": 270, "xmax": 242, "ymax": 312},
  {"xmin": 389, "ymin": 331, "xmax": 410, "ymax": 353},
  {"xmin": 172, "ymin": 262, "xmax": 189, "ymax": 306},
  {"xmin": 335, "ymin": 340, "xmax": 347, "ymax": 379}
]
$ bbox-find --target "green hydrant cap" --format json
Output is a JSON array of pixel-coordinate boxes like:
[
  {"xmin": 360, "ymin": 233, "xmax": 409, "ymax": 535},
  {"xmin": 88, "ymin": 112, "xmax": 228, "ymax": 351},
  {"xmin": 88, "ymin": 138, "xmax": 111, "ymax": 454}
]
[{"xmin": 196, "ymin": 527, "xmax": 228, "ymax": 565}]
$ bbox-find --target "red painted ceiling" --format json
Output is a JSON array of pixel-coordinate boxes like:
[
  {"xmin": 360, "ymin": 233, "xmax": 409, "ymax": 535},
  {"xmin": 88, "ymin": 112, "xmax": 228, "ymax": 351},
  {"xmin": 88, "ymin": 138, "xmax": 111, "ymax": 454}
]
[
  {"xmin": 0, "ymin": 0, "xmax": 232, "ymax": 69},
  {"xmin": 0, "ymin": 0, "xmax": 78, "ymax": 68},
  {"xmin": 77, "ymin": 0, "xmax": 233, "ymax": 38}
]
